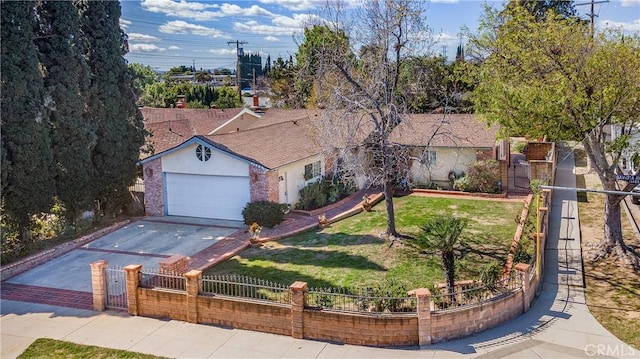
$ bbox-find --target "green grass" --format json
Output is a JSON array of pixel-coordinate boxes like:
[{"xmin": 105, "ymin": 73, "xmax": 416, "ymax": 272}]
[
  {"xmin": 18, "ymin": 338, "xmax": 166, "ymax": 359},
  {"xmin": 206, "ymin": 195, "xmax": 522, "ymax": 290}
]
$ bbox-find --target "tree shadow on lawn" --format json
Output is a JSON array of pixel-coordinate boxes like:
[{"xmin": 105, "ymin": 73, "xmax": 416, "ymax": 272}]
[
  {"xmin": 279, "ymin": 230, "xmax": 390, "ymax": 248},
  {"xmin": 458, "ymin": 233, "xmax": 510, "ymax": 264},
  {"xmin": 207, "ymin": 261, "xmax": 359, "ymax": 288}
]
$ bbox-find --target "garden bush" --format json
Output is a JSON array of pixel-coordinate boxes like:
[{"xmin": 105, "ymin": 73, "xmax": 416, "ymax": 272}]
[
  {"xmin": 455, "ymin": 160, "xmax": 501, "ymax": 193},
  {"xmin": 241, "ymin": 200, "xmax": 285, "ymax": 228},
  {"xmin": 295, "ymin": 176, "xmax": 355, "ymax": 211}
]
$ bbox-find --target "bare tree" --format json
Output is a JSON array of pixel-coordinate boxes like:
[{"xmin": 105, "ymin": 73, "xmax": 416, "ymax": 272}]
[{"xmin": 301, "ymin": 0, "xmax": 431, "ymax": 237}]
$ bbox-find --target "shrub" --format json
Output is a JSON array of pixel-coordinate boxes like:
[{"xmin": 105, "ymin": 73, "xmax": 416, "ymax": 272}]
[
  {"xmin": 296, "ymin": 181, "xmax": 327, "ymax": 210},
  {"xmin": 462, "ymin": 160, "xmax": 501, "ymax": 193},
  {"xmin": 295, "ymin": 176, "xmax": 355, "ymax": 211},
  {"xmin": 513, "ymin": 141, "xmax": 528, "ymax": 154},
  {"xmin": 513, "ymin": 239, "xmax": 533, "ymax": 264},
  {"xmin": 241, "ymin": 200, "xmax": 284, "ymax": 228},
  {"xmin": 480, "ymin": 260, "xmax": 502, "ymax": 292},
  {"xmin": 453, "ymin": 175, "xmax": 473, "ymax": 192}
]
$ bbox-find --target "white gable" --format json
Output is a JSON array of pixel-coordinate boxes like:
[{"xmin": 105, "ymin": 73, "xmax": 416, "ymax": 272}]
[{"xmin": 162, "ymin": 143, "xmax": 249, "ymax": 177}]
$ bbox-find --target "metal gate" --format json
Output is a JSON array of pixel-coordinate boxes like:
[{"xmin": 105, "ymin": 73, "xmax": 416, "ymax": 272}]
[
  {"xmin": 513, "ymin": 160, "xmax": 531, "ymax": 191},
  {"xmin": 104, "ymin": 267, "xmax": 128, "ymax": 310}
]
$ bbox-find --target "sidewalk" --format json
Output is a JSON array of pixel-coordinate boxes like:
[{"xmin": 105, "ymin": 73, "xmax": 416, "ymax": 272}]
[{"xmin": 2, "ymin": 146, "xmax": 638, "ymax": 358}]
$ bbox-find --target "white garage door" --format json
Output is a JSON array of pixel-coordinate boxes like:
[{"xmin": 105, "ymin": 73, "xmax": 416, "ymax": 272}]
[{"xmin": 165, "ymin": 173, "xmax": 250, "ymax": 221}]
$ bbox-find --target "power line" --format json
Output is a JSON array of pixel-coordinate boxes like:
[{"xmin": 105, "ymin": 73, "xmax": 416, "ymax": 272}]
[{"xmin": 575, "ymin": 0, "xmax": 609, "ymax": 38}]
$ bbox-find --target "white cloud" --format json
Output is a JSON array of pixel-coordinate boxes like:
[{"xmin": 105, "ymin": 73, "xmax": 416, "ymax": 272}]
[
  {"xmin": 233, "ymin": 13, "xmax": 318, "ymax": 36},
  {"xmin": 621, "ymin": 0, "xmax": 640, "ymax": 6},
  {"xmin": 258, "ymin": 0, "xmax": 359, "ymax": 11},
  {"xmin": 234, "ymin": 20, "xmax": 298, "ymax": 35},
  {"xmin": 129, "ymin": 44, "xmax": 165, "ymax": 52},
  {"xmin": 141, "ymin": 0, "xmax": 277, "ymax": 21},
  {"xmin": 209, "ymin": 48, "xmax": 237, "ymax": 55},
  {"xmin": 159, "ymin": 20, "xmax": 228, "ymax": 38},
  {"xmin": 120, "ymin": 18, "xmax": 132, "ymax": 29},
  {"xmin": 272, "ymin": 13, "xmax": 316, "ymax": 28},
  {"xmin": 168, "ymin": 45, "xmax": 181, "ymax": 50},
  {"xmin": 434, "ymin": 32, "xmax": 458, "ymax": 46},
  {"xmin": 127, "ymin": 33, "xmax": 161, "ymax": 42},
  {"xmin": 600, "ymin": 19, "xmax": 640, "ymax": 33},
  {"xmin": 141, "ymin": 0, "xmax": 222, "ymax": 20},
  {"xmin": 218, "ymin": 3, "xmax": 276, "ymax": 17},
  {"xmin": 264, "ymin": 36, "xmax": 280, "ymax": 41}
]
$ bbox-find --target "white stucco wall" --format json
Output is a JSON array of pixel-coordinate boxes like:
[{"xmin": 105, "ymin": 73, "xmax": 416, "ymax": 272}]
[
  {"xmin": 162, "ymin": 143, "xmax": 250, "ymax": 177},
  {"xmin": 276, "ymin": 154, "xmax": 324, "ymax": 206},
  {"xmin": 411, "ymin": 147, "xmax": 478, "ymax": 188}
]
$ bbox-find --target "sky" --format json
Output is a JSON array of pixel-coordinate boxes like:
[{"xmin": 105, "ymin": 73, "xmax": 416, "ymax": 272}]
[{"xmin": 120, "ymin": 0, "xmax": 640, "ymax": 72}]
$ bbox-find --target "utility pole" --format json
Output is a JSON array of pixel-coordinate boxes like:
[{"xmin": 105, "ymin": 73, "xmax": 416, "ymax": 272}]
[
  {"xmin": 192, "ymin": 59, "xmax": 196, "ymax": 83},
  {"xmin": 227, "ymin": 40, "xmax": 248, "ymax": 99},
  {"xmin": 576, "ymin": 0, "xmax": 609, "ymax": 38}
]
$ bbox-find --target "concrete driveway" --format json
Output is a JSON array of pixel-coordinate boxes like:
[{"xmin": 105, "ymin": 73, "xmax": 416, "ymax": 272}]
[{"xmin": 4, "ymin": 220, "xmax": 238, "ymax": 292}]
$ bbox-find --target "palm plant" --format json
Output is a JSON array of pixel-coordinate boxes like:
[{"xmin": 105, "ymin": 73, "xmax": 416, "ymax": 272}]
[{"xmin": 409, "ymin": 215, "xmax": 467, "ymax": 303}]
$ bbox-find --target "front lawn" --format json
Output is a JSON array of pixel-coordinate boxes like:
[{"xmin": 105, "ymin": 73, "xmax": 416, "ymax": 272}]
[
  {"xmin": 18, "ymin": 338, "xmax": 166, "ymax": 359},
  {"xmin": 206, "ymin": 195, "xmax": 524, "ymax": 290}
]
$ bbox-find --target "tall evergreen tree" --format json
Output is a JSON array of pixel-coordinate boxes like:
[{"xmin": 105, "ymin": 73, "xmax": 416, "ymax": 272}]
[
  {"xmin": 1, "ymin": 1, "xmax": 55, "ymax": 234},
  {"xmin": 77, "ymin": 0, "xmax": 145, "ymax": 215},
  {"xmin": 33, "ymin": 0, "xmax": 95, "ymax": 221}
]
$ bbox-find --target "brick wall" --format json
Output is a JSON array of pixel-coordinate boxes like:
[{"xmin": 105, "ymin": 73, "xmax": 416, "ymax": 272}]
[
  {"xmin": 430, "ymin": 291, "xmax": 524, "ymax": 343},
  {"xmin": 249, "ymin": 165, "xmax": 268, "ymax": 202},
  {"xmin": 303, "ymin": 311, "xmax": 419, "ymax": 346},
  {"xmin": 526, "ymin": 142, "xmax": 553, "ymax": 161},
  {"xmin": 159, "ymin": 255, "xmax": 189, "ymax": 274},
  {"xmin": 196, "ymin": 296, "xmax": 291, "ymax": 336},
  {"xmin": 266, "ymin": 171, "xmax": 280, "ymax": 202},
  {"xmin": 138, "ymin": 288, "xmax": 188, "ymax": 321},
  {"xmin": 143, "ymin": 159, "xmax": 164, "ymax": 216}
]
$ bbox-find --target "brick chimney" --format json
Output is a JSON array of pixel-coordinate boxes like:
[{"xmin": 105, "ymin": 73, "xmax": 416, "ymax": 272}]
[{"xmin": 176, "ymin": 95, "xmax": 187, "ymax": 108}]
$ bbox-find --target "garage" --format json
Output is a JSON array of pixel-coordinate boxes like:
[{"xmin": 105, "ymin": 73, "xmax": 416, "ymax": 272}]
[{"xmin": 165, "ymin": 173, "xmax": 250, "ymax": 221}]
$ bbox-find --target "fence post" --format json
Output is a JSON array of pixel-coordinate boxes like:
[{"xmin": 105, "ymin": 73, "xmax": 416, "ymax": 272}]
[
  {"xmin": 90, "ymin": 260, "xmax": 108, "ymax": 311},
  {"xmin": 290, "ymin": 281, "xmax": 307, "ymax": 339},
  {"xmin": 411, "ymin": 288, "xmax": 432, "ymax": 347},
  {"xmin": 124, "ymin": 264, "xmax": 142, "ymax": 316},
  {"xmin": 515, "ymin": 263, "xmax": 531, "ymax": 312},
  {"xmin": 185, "ymin": 270, "xmax": 202, "ymax": 324}
]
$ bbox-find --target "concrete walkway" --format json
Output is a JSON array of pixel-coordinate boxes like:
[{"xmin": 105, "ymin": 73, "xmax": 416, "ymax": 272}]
[{"xmin": 1, "ymin": 145, "xmax": 638, "ymax": 358}]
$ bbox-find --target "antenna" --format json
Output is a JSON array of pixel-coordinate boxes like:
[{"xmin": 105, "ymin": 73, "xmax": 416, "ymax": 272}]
[{"xmin": 227, "ymin": 40, "xmax": 248, "ymax": 100}]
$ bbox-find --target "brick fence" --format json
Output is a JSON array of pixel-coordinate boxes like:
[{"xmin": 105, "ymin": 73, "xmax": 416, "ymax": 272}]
[{"xmin": 92, "ymin": 261, "xmax": 539, "ymax": 347}]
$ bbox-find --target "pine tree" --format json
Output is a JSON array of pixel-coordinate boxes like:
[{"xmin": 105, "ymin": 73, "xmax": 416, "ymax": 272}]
[
  {"xmin": 33, "ymin": 0, "xmax": 95, "ymax": 221},
  {"xmin": 78, "ymin": 0, "xmax": 145, "ymax": 215},
  {"xmin": 1, "ymin": 1, "xmax": 55, "ymax": 234}
]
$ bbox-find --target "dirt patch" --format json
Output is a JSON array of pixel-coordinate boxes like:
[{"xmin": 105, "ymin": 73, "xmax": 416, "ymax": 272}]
[{"xmin": 576, "ymin": 146, "xmax": 640, "ymax": 348}]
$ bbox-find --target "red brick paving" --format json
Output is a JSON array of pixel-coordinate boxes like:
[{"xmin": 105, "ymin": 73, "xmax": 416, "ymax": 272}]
[{"xmin": 1, "ymin": 283, "xmax": 93, "ymax": 310}]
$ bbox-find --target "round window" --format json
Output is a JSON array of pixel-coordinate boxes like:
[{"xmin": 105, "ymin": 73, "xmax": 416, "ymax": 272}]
[{"xmin": 196, "ymin": 144, "xmax": 211, "ymax": 162}]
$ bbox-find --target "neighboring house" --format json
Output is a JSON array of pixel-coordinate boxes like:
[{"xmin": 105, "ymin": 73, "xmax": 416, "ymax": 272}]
[
  {"xmin": 138, "ymin": 107, "xmax": 498, "ymax": 220},
  {"xmin": 392, "ymin": 114, "xmax": 499, "ymax": 189},
  {"xmin": 138, "ymin": 107, "xmax": 324, "ymax": 221},
  {"xmin": 611, "ymin": 123, "xmax": 640, "ymax": 175}
]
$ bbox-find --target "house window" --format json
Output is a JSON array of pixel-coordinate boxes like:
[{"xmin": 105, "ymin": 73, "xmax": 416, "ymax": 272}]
[
  {"xmin": 196, "ymin": 144, "xmax": 211, "ymax": 162},
  {"xmin": 428, "ymin": 150, "xmax": 437, "ymax": 165},
  {"xmin": 304, "ymin": 161, "xmax": 321, "ymax": 180}
]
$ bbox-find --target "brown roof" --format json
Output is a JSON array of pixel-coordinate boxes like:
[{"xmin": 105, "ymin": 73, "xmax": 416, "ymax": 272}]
[
  {"xmin": 208, "ymin": 117, "xmax": 321, "ymax": 169},
  {"xmin": 145, "ymin": 119, "xmax": 194, "ymax": 154},
  {"xmin": 391, "ymin": 114, "xmax": 498, "ymax": 148},
  {"xmin": 141, "ymin": 108, "xmax": 496, "ymax": 166},
  {"xmin": 141, "ymin": 107, "xmax": 243, "ymax": 156}
]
